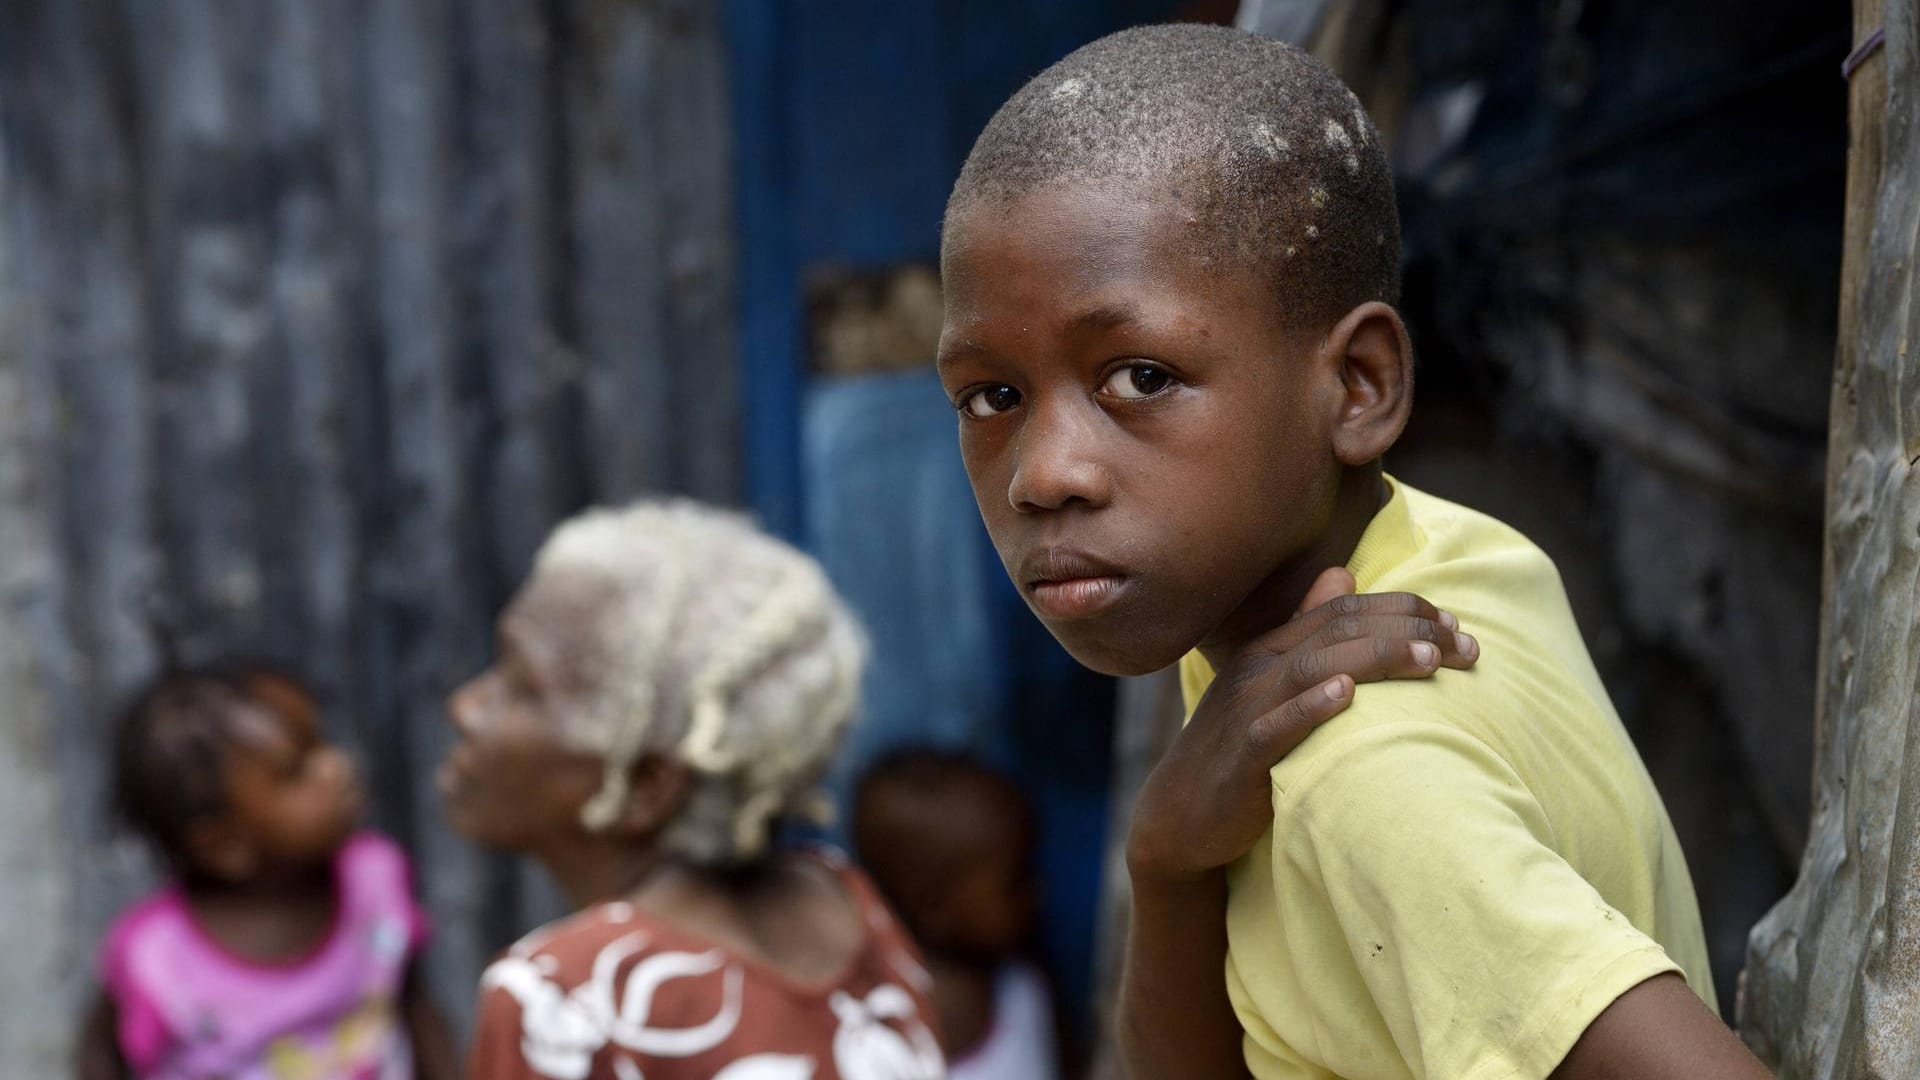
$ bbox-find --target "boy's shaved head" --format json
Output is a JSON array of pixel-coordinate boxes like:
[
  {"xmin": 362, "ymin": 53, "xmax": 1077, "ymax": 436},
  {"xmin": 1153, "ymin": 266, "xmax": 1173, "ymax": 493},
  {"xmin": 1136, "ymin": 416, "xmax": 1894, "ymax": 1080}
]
[{"xmin": 947, "ymin": 23, "xmax": 1399, "ymax": 328}]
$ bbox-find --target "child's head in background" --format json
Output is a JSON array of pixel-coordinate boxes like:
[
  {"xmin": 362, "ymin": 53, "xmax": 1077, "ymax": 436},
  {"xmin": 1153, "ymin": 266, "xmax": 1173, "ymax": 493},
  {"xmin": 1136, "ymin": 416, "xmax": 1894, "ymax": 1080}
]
[
  {"xmin": 442, "ymin": 499, "xmax": 868, "ymax": 874},
  {"xmin": 938, "ymin": 24, "xmax": 1413, "ymax": 677},
  {"xmin": 112, "ymin": 666, "xmax": 363, "ymax": 884},
  {"xmin": 852, "ymin": 750, "xmax": 1039, "ymax": 960}
]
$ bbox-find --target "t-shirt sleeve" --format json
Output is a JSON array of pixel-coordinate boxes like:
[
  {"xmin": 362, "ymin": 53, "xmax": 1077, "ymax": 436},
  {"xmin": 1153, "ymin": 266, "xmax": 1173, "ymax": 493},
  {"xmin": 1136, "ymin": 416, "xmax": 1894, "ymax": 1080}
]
[{"xmin": 1271, "ymin": 720, "xmax": 1681, "ymax": 1080}]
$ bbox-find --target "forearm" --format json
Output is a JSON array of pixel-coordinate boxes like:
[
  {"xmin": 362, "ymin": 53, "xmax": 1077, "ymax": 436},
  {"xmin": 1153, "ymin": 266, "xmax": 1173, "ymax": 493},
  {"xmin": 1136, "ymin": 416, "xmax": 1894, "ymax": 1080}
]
[
  {"xmin": 1118, "ymin": 867, "xmax": 1250, "ymax": 1080},
  {"xmin": 1551, "ymin": 974, "xmax": 1772, "ymax": 1080}
]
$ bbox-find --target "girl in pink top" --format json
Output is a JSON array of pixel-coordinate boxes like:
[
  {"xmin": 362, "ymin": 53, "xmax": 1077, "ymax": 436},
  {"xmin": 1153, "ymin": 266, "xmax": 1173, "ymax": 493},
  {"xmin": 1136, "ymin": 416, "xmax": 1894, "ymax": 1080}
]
[{"xmin": 78, "ymin": 666, "xmax": 458, "ymax": 1080}]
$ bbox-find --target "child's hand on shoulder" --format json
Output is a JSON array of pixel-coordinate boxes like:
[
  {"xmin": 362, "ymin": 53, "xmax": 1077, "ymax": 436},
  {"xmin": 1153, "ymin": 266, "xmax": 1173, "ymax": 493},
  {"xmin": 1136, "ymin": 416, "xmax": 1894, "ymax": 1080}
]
[{"xmin": 1126, "ymin": 567, "xmax": 1479, "ymax": 885}]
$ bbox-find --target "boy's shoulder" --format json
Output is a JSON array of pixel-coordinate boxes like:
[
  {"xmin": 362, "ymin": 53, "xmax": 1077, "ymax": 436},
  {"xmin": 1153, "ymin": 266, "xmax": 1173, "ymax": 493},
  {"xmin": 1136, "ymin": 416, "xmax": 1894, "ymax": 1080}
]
[
  {"xmin": 1228, "ymin": 482, "xmax": 1620, "ymax": 823},
  {"xmin": 1366, "ymin": 481, "xmax": 1566, "ymax": 604}
]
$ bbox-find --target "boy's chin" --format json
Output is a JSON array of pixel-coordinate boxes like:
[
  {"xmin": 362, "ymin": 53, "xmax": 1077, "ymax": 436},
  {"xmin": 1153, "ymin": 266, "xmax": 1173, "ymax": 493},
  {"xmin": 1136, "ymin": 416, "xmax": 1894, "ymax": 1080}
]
[{"xmin": 1048, "ymin": 625, "xmax": 1194, "ymax": 678}]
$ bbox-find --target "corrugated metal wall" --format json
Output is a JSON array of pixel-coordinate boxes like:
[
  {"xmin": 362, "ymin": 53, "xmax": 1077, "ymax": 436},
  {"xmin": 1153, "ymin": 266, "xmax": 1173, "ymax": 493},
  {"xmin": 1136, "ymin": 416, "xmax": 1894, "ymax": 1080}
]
[{"xmin": 0, "ymin": 0, "xmax": 738, "ymax": 1065}]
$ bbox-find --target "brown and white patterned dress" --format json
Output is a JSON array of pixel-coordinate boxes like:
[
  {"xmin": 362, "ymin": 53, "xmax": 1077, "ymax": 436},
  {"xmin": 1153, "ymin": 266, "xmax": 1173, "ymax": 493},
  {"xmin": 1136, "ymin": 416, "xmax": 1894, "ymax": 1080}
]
[{"xmin": 469, "ymin": 850, "xmax": 945, "ymax": 1080}]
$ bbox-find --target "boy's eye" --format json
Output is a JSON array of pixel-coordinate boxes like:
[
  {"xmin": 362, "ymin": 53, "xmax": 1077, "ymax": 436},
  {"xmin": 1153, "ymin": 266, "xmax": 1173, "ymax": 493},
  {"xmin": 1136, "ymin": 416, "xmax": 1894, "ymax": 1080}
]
[
  {"xmin": 1099, "ymin": 363, "xmax": 1174, "ymax": 400},
  {"xmin": 959, "ymin": 385, "xmax": 1022, "ymax": 418}
]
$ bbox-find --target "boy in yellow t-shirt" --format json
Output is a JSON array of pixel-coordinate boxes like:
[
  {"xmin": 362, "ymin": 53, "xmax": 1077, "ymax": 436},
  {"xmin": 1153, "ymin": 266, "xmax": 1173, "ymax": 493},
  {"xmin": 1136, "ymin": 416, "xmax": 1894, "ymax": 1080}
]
[{"xmin": 934, "ymin": 23, "xmax": 1771, "ymax": 1080}]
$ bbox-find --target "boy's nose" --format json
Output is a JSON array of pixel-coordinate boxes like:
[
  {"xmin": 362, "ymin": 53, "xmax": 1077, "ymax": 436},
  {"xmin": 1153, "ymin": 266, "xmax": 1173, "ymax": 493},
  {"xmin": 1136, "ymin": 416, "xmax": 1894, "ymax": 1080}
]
[{"xmin": 1008, "ymin": 401, "xmax": 1112, "ymax": 512}]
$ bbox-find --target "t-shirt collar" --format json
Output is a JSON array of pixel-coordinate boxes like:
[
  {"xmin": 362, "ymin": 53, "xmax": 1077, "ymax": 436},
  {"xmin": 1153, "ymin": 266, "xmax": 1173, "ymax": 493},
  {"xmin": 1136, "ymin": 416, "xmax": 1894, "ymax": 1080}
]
[{"xmin": 1344, "ymin": 473, "xmax": 1416, "ymax": 591}]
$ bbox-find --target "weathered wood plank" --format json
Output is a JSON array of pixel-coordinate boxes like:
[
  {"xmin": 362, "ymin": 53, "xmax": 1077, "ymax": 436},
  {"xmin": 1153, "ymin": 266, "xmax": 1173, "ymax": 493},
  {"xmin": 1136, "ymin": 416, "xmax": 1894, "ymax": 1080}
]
[{"xmin": 1739, "ymin": 0, "xmax": 1920, "ymax": 1074}]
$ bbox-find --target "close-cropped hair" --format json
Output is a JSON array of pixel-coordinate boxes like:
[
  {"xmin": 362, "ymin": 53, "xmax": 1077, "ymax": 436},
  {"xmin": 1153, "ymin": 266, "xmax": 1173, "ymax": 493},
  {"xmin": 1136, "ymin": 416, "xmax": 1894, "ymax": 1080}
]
[
  {"xmin": 528, "ymin": 499, "xmax": 868, "ymax": 866},
  {"xmin": 947, "ymin": 22, "xmax": 1400, "ymax": 329}
]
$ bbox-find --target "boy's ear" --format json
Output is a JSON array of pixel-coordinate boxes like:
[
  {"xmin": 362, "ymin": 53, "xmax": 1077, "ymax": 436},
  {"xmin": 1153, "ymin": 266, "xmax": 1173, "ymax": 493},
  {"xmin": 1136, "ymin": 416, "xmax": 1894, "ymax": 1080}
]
[
  {"xmin": 608, "ymin": 754, "xmax": 697, "ymax": 837},
  {"xmin": 184, "ymin": 818, "xmax": 260, "ymax": 882},
  {"xmin": 1321, "ymin": 301, "xmax": 1414, "ymax": 466}
]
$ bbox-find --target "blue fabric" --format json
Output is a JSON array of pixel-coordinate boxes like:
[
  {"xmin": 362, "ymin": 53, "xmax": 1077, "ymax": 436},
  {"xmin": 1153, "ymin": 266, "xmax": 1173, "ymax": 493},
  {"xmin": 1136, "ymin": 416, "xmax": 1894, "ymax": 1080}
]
[{"xmin": 804, "ymin": 371, "xmax": 1008, "ymax": 777}]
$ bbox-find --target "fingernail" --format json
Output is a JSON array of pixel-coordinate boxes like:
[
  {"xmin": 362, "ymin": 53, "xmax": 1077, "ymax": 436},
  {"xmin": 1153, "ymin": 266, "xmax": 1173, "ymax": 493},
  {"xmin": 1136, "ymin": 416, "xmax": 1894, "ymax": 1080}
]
[
  {"xmin": 1324, "ymin": 678, "xmax": 1349, "ymax": 702},
  {"xmin": 1411, "ymin": 642, "xmax": 1438, "ymax": 667},
  {"xmin": 1438, "ymin": 611, "xmax": 1459, "ymax": 631},
  {"xmin": 1457, "ymin": 633, "xmax": 1478, "ymax": 659}
]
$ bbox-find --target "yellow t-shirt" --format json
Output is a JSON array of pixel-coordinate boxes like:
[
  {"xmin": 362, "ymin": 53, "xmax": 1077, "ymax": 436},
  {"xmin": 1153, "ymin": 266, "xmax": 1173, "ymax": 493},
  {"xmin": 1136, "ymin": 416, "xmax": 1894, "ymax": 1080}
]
[{"xmin": 1179, "ymin": 478, "xmax": 1714, "ymax": 1080}]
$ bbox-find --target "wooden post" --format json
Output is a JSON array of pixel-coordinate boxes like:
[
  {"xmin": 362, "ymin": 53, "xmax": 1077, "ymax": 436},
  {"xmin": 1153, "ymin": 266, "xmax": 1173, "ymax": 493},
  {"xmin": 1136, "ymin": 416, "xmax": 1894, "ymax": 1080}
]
[{"xmin": 1738, "ymin": 2, "xmax": 1920, "ymax": 1076}]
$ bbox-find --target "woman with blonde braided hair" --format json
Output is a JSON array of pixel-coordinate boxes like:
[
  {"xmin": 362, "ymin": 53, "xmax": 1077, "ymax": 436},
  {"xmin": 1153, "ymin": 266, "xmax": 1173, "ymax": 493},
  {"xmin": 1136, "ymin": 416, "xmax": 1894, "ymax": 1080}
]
[{"xmin": 442, "ymin": 500, "xmax": 944, "ymax": 1080}]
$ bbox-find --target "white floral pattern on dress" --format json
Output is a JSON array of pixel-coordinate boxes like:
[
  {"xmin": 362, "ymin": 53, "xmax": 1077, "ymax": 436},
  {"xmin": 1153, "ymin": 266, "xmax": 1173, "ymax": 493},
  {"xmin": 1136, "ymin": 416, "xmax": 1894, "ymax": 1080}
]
[
  {"xmin": 828, "ymin": 985, "xmax": 943, "ymax": 1080},
  {"xmin": 485, "ymin": 933, "xmax": 944, "ymax": 1080},
  {"xmin": 712, "ymin": 1053, "xmax": 817, "ymax": 1079},
  {"xmin": 481, "ymin": 934, "xmax": 745, "ymax": 1080}
]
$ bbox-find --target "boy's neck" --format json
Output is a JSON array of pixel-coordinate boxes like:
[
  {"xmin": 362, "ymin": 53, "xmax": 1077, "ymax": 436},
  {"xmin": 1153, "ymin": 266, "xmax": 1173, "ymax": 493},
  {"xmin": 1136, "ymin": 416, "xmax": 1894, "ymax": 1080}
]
[{"xmin": 1198, "ymin": 465, "xmax": 1389, "ymax": 671}]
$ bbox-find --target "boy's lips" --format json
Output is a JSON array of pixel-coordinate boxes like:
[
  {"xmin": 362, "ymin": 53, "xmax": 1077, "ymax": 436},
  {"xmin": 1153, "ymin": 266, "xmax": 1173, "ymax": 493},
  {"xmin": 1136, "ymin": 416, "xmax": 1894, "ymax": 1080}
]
[{"xmin": 1021, "ymin": 548, "xmax": 1131, "ymax": 620}]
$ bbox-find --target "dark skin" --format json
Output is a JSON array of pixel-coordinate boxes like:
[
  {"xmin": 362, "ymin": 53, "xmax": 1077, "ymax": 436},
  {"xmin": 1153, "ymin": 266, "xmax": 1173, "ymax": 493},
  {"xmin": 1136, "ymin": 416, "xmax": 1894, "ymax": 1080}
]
[
  {"xmin": 77, "ymin": 687, "xmax": 457, "ymax": 1080},
  {"xmin": 443, "ymin": 572, "xmax": 869, "ymax": 993},
  {"xmin": 912, "ymin": 843, "xmax": 1034, "ymax": 1064},
  {"xmin": 856, "ymin": 779, "xmax": 1042, "ymax": 1062},
  {"xmin": 939, "ymin": 183, "xmax": 1771, "ymax": 1079}
]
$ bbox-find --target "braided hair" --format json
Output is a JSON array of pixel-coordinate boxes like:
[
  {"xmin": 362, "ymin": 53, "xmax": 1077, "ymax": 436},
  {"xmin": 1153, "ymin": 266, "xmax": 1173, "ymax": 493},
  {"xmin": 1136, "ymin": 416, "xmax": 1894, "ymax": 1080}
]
[{"xmin": 528, "ymin": 500, "xmax": 867, "ymax": 866}]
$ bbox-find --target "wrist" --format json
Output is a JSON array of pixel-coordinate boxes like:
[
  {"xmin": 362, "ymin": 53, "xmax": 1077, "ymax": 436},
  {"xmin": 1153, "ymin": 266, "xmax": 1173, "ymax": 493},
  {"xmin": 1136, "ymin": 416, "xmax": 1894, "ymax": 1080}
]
[
  {"xmin": 1126, "ymin": 857, "xmax": 1229, "ymax": 920},
  {"xmin": 1125, "ymin": 827, "xmax": 1214, "ymax": 891}
]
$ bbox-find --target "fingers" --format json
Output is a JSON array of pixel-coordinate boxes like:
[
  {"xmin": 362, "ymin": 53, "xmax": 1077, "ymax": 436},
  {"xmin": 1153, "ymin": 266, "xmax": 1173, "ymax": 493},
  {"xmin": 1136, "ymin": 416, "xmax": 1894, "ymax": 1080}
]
[
  {"xmin": 1281, "ymin": 635, "xmax": 1462, "ymax": 695},
  {"xmin": 1247, "ymin": 676, "xmax": 1352, "ymax": 758},
  {"xmin": 1251, "ymin": 589, "xmax": 1454, "ymax": 657},
  {"xmin": 1218, "ymin": 634, "xmax": 1457, "ymax": 751},
  {"xmin": 1308, "ymin": 613, "xmax": 1478, "ymax": 670},
  {"xmin": 1296, "ymin": 566, "xmax": 1357, "ymax": 615}
]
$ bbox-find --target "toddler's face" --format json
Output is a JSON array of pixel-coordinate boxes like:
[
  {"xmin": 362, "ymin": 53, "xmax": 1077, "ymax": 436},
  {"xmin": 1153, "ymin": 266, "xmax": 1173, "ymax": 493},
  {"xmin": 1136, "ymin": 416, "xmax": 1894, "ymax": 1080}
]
[
  {"xmin": 219, "ymin": 690, "xmax": 363, "ymax": 869},
  {"xmin": 938, "ymin": 183, "xmax": 1342, "ymax": 675}
]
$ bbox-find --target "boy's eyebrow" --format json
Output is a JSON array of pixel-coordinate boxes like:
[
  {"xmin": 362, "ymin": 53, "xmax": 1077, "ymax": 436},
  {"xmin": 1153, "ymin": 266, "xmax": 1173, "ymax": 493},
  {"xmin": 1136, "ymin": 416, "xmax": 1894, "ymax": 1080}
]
[
  {"xmin": 935, "ymin": 339, "xmax": 983, "ymax": 369},
  {"xmin": 935, "ymin": 301, "xmax": 1144, "ymax": 369},
  {"xmin": 1067, "ymin": 302, "xmax": 1142, "ymax": 334}
]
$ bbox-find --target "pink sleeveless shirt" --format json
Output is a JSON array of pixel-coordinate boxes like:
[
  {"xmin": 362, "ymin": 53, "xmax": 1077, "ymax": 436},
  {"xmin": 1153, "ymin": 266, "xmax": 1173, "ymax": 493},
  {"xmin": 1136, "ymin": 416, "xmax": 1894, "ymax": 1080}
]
[{"xmin": 99, "ymin": 831, "xmax": 429, "ymax": 1080}]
